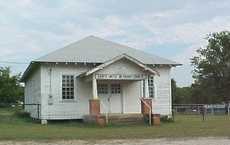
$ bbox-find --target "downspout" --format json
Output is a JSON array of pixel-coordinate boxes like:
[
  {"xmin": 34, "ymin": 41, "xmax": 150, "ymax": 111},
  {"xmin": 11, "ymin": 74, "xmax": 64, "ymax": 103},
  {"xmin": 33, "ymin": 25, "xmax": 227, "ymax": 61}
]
[{"xmin": 48, "ymin": 67, "xmax": 53, "ymax": 105}]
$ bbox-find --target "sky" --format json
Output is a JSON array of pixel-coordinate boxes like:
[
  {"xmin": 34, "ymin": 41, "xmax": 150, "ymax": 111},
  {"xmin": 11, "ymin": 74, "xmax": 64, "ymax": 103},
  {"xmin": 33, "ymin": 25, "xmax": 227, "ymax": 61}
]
[{"xmin": 0, "ymin": 0, "xmax": 230, "ymax": 87}]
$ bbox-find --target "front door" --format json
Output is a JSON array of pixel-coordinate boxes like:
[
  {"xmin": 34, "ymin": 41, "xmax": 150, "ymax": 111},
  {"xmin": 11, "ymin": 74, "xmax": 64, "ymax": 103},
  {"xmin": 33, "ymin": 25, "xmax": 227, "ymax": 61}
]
[
  {"xmin": 109, "ymin": 83, "xmax": 122, "ymax": 113},
  {"xmin": 98, "ymin": 83, "xmax": 122, "ymax": 113}
]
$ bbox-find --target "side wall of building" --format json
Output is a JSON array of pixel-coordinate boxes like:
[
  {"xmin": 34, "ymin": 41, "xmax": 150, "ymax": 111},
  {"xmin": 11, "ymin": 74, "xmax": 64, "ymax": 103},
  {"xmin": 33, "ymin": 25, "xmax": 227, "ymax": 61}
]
[
  {"xmin": 25, "ymin": 61, "xmax": 172, "ymax": 120},
  {"xmin": 40, "ymin": 63, "xmax": 92, "ymax": 120},
  {"xmin": 24, "ymin": 66, "xmax": 41, "ymax": 118},
  {"xmin": 153, "ymin": 66, "xmax": 172, "ymax": 116}
]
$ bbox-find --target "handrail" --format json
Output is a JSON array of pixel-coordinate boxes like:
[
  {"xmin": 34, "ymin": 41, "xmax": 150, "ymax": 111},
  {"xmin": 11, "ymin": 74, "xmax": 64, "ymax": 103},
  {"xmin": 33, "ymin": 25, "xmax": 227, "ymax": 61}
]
[
  {"xmin": 140, "ymin": 98, "xmax": 152, "ymax": 126},
  {"xmin": 100, "ymin": 101, "xmax": 109, "ymax": 124}
]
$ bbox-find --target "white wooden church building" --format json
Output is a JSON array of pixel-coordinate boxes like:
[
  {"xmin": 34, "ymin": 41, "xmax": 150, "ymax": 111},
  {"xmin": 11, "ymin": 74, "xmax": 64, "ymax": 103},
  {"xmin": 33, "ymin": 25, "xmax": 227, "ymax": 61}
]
[{"xmin": 21, "ymin": 36, "xmax": 180, "ymax": 123}]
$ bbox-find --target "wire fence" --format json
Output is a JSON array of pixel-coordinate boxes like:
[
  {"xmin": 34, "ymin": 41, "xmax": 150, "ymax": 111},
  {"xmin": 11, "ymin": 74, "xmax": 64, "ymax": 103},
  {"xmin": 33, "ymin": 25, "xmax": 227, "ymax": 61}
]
[
  {"xmin": 0, "ymin": 103, "xmax": 41, "ymax": 119},
  {"xmin": 1, "ymin": 103, "xmax": 230, "ymax": 122},
  {"xmin": 172, "ymin": 104, "xmax": 230, "ymax": 121},
  {"xmin": 23, "ymin": 103, "xmax": 41, "ymax": 119}
]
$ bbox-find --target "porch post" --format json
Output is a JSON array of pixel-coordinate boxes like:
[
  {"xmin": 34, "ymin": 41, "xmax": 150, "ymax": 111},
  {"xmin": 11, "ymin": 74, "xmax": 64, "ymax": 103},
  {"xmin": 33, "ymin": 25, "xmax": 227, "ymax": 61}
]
[
  {"xmin": 89, "ymin": 74, "xmax": 100, "ymax": 115},
  {"xmin": 92, "ymin": 74, "xmax": 98, "ymax": 99},
  {"xmin": 140, "ymin": 80, "xmax": 144, "ymax": 97},
  {"xmin": 145, "ymin": 76, "xmax": 149, "ymax": 98}
]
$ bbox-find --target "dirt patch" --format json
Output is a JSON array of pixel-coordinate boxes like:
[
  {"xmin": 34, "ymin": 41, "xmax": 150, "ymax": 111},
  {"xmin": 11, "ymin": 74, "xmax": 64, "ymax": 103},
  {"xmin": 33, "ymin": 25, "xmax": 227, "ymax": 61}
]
[{"xmin": 0, "ymin": 137, "xmax": 230, "ymax": 145}]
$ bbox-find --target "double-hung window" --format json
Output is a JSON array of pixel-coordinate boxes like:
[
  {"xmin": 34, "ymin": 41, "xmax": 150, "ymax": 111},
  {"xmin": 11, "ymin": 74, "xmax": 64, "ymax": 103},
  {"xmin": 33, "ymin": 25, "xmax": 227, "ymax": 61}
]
[{"xmin": 62, "ymin": 75, "xmax": 74, "ymax": 100}]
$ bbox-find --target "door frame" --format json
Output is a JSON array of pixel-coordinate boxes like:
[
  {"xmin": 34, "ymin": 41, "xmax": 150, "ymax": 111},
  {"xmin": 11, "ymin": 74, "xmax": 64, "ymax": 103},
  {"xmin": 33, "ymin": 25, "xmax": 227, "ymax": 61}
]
[{"xmin": 98, "ymin": 81, "xmax": 123, "ymax": 114}]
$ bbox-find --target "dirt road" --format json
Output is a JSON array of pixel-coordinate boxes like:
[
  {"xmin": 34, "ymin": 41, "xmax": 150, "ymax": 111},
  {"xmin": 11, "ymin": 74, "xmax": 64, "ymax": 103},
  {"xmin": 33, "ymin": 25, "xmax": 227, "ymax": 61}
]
[{"xmin": 0, "ymin": 137, "xmax": 230, "ymax": 145}]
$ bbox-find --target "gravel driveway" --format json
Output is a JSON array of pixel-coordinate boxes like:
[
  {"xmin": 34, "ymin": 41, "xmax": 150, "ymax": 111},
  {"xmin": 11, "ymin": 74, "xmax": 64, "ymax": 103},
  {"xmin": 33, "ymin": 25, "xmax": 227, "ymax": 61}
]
[{"xmin": 0, "ymin": 137, "xmax": 230, "ymax": 145}]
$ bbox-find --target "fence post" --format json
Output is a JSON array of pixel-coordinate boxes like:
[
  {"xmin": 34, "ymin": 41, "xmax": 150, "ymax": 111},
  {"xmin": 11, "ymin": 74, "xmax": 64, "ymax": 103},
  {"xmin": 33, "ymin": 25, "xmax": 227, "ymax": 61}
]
[
  {"xmin": 172, "ymin": 107, "xmax": 175, "ymax": 121},
  {"xmin": 201, "ymin": 105, "xmax": 205, "ymax": 121},
  {"xmin": 211, "ymin": 104, "xmax": 214, "ymax": 115},
  {"xmin": 228, "ymin": 105, "xmax": 230, "ymax": 116}
]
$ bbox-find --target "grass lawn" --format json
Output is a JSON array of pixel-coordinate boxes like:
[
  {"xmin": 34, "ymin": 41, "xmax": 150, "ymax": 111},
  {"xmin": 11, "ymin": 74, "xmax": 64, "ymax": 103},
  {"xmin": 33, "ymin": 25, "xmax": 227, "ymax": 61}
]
[{"xmin": 0, "ymin": 107, "xmax": 230, "ymax": 140}]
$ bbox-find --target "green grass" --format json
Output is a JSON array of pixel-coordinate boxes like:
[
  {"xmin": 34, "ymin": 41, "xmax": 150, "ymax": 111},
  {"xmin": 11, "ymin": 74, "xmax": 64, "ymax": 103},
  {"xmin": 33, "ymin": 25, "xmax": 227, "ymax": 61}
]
[{"xmin": 0, "ymin": 107, "xmax": 230, "ymax": 140}]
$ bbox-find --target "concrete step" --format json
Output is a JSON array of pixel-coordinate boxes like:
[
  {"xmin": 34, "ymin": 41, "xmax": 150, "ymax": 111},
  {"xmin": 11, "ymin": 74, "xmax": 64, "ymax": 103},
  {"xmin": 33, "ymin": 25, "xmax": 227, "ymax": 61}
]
[{"xmin": 102, "ymin": 113, "xmax": 145, "ymax": 125}]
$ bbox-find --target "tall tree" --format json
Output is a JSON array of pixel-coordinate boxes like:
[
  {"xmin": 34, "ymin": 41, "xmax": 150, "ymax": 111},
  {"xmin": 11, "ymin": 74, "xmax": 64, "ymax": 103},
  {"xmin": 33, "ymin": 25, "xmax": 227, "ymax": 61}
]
[
  {"xmin": 191, "ymin": 31, "xmax": 230, "ymax": 104},
  {"xmin": 0, "ymin": 67, "xmax": 24, "ymax": 105}
]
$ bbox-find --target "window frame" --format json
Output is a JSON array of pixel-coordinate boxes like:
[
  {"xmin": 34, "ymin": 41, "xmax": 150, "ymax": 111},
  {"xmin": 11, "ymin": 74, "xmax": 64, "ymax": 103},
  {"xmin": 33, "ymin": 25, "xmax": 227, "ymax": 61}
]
[
  {"xmin": 97, "ymin": 83, "xmax": 109, "ymax": 94},
  {"xmin": 61, "ymin": 74, "xmax": 76, "ymax": 101},
  {"xmin": 111, "ymin": 83, "xmax": 121, "ymax": 94}
]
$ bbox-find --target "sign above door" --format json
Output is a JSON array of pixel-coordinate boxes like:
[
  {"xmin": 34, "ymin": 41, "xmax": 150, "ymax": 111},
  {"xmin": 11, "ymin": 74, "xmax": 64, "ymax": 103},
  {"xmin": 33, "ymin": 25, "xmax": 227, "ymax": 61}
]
[{"xmin": 95, "ymin": 74, "xmax": 148, "ymax": 80}]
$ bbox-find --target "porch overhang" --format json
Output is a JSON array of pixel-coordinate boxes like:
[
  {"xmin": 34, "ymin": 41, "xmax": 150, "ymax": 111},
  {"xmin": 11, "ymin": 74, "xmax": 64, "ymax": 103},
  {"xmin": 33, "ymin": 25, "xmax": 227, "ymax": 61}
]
[{"xmin": 79, "ymin": 53, "xmax": 159, "ymax": 79}]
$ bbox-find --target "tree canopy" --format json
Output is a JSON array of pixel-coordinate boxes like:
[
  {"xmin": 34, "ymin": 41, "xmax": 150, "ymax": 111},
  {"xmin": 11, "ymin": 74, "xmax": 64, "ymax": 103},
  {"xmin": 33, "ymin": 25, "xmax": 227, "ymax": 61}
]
[
  {"xmin": 191, "ymin": 31, "xmax": 230, "ymax": 104},
  {"xmin": 0, "ymin": 67, "xmax": 23, "ymax": 105}
]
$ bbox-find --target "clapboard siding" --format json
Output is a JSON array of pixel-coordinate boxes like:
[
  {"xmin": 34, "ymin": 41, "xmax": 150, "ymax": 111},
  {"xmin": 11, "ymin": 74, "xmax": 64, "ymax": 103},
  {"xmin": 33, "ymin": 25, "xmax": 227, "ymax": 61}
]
[
  {"xmin": 25, "ymin": 61, "xmax": 172, "ymax": 120},
  {"xmin": 153, "ymin": 66, "xmax": 172, "ymax": 115},
  {"xmin": 24, "ymin": 66, "xmax": 41, "ymax": 118},
  {"xmin": 40, "ymin": 63, "xmax": 91, "ymax": 120},
  {"xmin": 96, "ymin": 58, "xmax": 144, "ymax": 75}
]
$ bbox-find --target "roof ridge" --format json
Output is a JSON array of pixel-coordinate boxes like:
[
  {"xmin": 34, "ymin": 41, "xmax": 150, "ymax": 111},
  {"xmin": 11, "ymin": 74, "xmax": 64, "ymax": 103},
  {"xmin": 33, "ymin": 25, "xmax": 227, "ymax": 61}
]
[
  {"xmin": 34, "ymin": 35, "xmax": 181, "ymax": 65},
  {"xmin": 87, "ymin": 36, "xmax": 179, "ymax": 64}
]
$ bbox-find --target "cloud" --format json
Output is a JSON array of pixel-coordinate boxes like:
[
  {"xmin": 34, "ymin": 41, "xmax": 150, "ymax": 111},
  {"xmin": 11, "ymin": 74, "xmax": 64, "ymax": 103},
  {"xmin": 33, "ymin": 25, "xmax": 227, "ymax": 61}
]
[
  {"xmin": 171, "ymin": 16, "xmax": 230, "ymax": 64},
  {"xmin": 0, "ymin": 0, "xmax": 230, "ymax": 86}
]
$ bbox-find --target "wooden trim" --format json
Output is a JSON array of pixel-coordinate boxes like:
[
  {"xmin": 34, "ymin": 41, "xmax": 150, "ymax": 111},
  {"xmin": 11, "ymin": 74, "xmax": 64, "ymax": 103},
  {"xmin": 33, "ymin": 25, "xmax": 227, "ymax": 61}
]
[{"xmin": 84, "ymin": 54, "xmax": 159, "ymax": 77}]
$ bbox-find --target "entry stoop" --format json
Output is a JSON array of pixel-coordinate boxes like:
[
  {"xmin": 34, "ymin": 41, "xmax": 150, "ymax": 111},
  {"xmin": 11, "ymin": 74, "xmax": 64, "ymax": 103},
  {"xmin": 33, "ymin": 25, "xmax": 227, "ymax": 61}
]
[
  {"xmin": 106, "ymin": 114, "xmax": 145, "ymax": 125},
  {"xmin": 84, "ymin": 114, "xmax": 145, "ymax": 125}
]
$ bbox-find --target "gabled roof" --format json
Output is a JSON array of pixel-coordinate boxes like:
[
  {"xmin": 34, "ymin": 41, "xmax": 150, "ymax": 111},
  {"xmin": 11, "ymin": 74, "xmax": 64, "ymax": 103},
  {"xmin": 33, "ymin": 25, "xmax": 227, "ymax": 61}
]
[
  {"xmin": 21, "ymin": 36, "xmax": 181, "ymax": 82},
  {"xmin": 81, "ymin": 54, "xmax": 159, "ymax": 77},
  {"xmin": 35, "ymin": 36, "xmax": 181, "ymax": 66}
]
